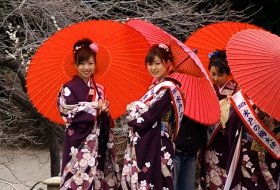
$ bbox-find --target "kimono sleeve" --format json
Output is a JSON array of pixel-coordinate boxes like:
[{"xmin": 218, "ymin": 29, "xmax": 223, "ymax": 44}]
[
  {"xmin": 127, "ymin": 88, "xmax": 173, "ymax": 130},
  {"xmin": 58, "ymin": 86, "xmax": 99, "ymax": 125}
]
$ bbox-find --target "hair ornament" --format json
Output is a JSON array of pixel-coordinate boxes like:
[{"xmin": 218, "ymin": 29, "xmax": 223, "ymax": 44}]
[
  {"xmin": 158, "ymin": 43, "xmax": 169, "ymax": 52},
  {"xmin": 208, "ymin": 50, "xmax": 220, "ymax": 58},
  {"xmin": 75, "ymin": 46, "xmax": 82, "ymax": 51},
  {"xmin": 89, "ymin": 43, "xmax": 98, "ymax": 52}
]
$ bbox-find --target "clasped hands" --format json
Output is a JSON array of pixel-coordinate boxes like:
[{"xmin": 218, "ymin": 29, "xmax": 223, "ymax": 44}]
[
  {"xmin": 97, "ymin": 99, "xmax": 109, "ymax": 112},
  {"xmin": 79, "ymin": 100, "xmax": 109, "ymax": 112}
]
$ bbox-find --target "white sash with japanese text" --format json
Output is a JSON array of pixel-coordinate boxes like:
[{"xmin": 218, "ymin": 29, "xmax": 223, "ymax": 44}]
[
  {"xmin": 230, "ymin": 90, "xmax": 280, "ymax": 159},
  {"xmin": 140, "ymin": 81, "xmax": 184, "ymax": 137}
]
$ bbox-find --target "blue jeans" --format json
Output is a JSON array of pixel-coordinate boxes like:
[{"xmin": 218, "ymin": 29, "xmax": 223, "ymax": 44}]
[{"xmin": 173, "ymin": 153, "xmax": 197, "ymax": 190}]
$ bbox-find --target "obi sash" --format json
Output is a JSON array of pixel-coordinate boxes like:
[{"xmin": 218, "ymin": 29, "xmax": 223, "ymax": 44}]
[{"xmin": 139, "ymin": 80, "xmax": 184, "ymax": 137}]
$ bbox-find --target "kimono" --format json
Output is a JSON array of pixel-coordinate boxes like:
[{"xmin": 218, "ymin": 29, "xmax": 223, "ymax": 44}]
[
  {"xmin": 121, "ymin": 77, "xmax": 184, "ymax": 190},
  {"xmin": 227, "ymin": 91, "xmax": 280, "ymax": 190},
  {"xmin": 57, "ymin": 75, "xmax": 119, "ymax": 190},
  {"xmin": 203, "ymin": 78, "xmax": 280, "ymax": 190},
  {"xmin": 203, "ymin": 79, "xmax": 239, "ymax": 189}
]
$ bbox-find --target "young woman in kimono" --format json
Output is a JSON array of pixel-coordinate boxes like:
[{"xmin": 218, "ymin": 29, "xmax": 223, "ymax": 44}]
[
  {"xmin": 203, "ymin": 50, "xmax": 280, "ymax": 189},
  {"xmin": 58, "ymin": 39, "xmax": 119, "ymax": 190},
  {"xmin": 121, "ymin": 44, "xmax": 184, "ymax": 190},
  {"xmin": 201, "ymin": 50, "xmax": 240, "ymax": 189},
  {"xmin": 227, "ymin": 102, "xmax": 280, "ymax": 190}
]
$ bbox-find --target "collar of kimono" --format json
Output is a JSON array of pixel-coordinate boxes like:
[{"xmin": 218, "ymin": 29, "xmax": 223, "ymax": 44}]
[
  {"xmin": 86, "ymin": 78, "xmax": 105, "ymax": 102},
  {"xmin": 139, "ymin": 80, "xmax": 184, "ymax": 137},
  {"xmin": 85, "ymin": 78, "xmax": 98, "ymax": 102},
  {"xmin": 231, "ymin": 90, "xmax": 280, "ymax": 159},
  {"xmin": 207, "ymin": 78, "xmax": 239, "ymax": 146},
  {"xmin": 219, "ymin": 76, "xmax": 238, "ymax": 96},
  {"xmin": 206, "ymin": 122, "xmax": 222, "ymax": 147}
]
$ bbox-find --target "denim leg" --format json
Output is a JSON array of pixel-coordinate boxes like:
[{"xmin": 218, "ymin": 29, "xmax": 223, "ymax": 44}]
[
  {"xmin": 173, "ymin": 154, "xmax": 197, "ymax": 190},
  {"xmin": 173, "ymin": 154, "xmax": 182, "ymax": 190},
  {"xmin": 181, "ymin": 154, "xmax": 196, "ymax": 190}
]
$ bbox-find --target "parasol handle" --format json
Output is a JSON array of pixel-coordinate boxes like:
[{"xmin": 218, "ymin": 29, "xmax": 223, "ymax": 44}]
[
  {"xmin": 92, "ymin": 77, "xmax": 110, "ymax": 172},
  {"xmin": 92, "ymin": 78, "xmax": 102, "ymax": 100}
]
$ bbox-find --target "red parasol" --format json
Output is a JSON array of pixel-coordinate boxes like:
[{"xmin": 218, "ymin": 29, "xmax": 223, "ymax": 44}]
[
  {"xmin": 126, "ymin": 19, "xmax": 207, "ymax": 77},
  {"xmin": 26, "ymin": 20, "xmax": 151, "ymax": 125},
  {"xmin": 226, "ymin": 29, "xmax": 280, "ymax": 120},
  {"xmin": 185, "ymin": 21, "xmax": 261, "ymax": 73},
  {"xmin": 126, "ymin": 19, "xmax": 220, "ymax": 125}
]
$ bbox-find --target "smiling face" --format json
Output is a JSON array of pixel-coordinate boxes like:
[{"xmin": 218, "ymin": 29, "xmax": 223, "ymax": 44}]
[
  {"xmin": 75, "ymin": 55, "xmax": 95, "ymax": 82},
  {"xmin": 209, "ymin": 66, "xmax": 231, "ymax": 87},
  {"xmin": 147, "ymin": 55, "xmax": 169, "ymax": 80}
]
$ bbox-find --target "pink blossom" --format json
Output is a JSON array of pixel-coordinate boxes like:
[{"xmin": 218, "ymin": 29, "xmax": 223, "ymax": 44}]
[
  {"xmin": 82, "ymin": 180, "xmax": 90, "ymax": 189},
  {"xmin": 70, "ymin": 181, "xmax": 78, "ymax": 189},
  {"xmin": 68, "ymin": 129, "xmax": 74, "ymax": 136},
  {"xmin": 76, "ymin": 151, "xmax": 83, "ymax": 160},
  {"xmin": 89, "ymin": 43, "xmax": 98, "ymax": 52},
  {"xmin": 158, "ymin": 43, "xmax": 169, "ymax": 52},
  {"xmin": 142, "ymin": 166, "xmax": 148, "ymax": 173}
]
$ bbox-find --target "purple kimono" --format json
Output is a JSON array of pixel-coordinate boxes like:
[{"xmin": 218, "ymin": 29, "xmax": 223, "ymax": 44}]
[
  {"xmin": 227, "ymin": 97, "xmax": 280, "ymax": 189},
  {"xmin": 203, "ymin": 79, "xmax": 280, "ymax": 190},
  {"xmin": 121, "ymin": 78, "xmax": 184, "ymax": 190},
  {"xmin": 58, "ymin": 75, "xmax": 119, "ymax": 190},
  {"xmin": 203, "ymin": 79, "xmax": 239, "ymax": 189}
]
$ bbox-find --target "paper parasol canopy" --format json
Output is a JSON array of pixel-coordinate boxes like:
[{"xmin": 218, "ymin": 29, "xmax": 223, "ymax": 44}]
[
  {"xmin": 126, "ymin": 19, "xmax": 208, "ymax": 77},
  {"xmin": 26, "ymin": 20, "xmax": 152, "ymax": 124},
  {"xmin": 185, "ymin": 21, "xmax": 261, "ymax": 73},
  {"xmin": 226, "ymin": 29, "xmax": 280, "ymax": 120},
  {"xmin": 126, "ymin": 19, "xmax": 220, "ymax": 125}
]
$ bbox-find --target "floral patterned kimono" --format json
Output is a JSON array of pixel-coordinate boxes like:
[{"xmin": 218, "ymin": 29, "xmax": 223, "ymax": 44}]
[
  {"xmin": 58, "ymin": 75, "xmax": 119, "ymax": 190},
  {"xmin": 227, "ymin": 92, "xmax": 280, "ymax": 190},
  {"xmin": 202, "ymin": 78, "xmax": 239, "ymax": 189},
  {"xmin": 203, "ymin": 78, "xmax": 280, "ymax": 190},
  {"xmin": 121, "ymin": 77, "xmax": 184, "ymax": 190}
]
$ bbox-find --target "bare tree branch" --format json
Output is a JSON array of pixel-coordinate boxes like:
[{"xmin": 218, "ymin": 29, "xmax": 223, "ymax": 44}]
[{"xmin": 0, "ymin": 57, "xmax": 26, "ymax": 92}]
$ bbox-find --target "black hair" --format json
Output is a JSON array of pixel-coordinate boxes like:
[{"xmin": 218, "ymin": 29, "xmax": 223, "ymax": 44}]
[
  {"xmin": 208, "ymin": 50, "xmax": 230, "ymax": 75},
  {"xmin": 145, "ymin": 44, "xmax": 173, "ymax": 65},
  {"xmin": 73, "ymin": 38, "xmax": 97, "ymax": 65}
]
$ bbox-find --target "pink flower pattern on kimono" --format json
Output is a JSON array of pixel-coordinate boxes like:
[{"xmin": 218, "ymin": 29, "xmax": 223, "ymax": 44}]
[
  {"xmin": 60, "ymin": 126, "xmax": 119, "ymax": 190},
  {"xmin": 121, "ymin": 83, "xmax": 178, "ymax": 190},
  {"xmin": 205, "ymin": 150, "xmax": 227, "ymax": 189},
  {"xmin": 126, "ymin": 101, "xmax": 149, "ymax": 122},
  {"xmin": 238, "ymin": 139, "xmax": 279, "ymax": 189},
  {"xmin": 121, "ymin": 129, "xmax": 142, "ymax": 189},
  {"xmin": 58, "ymin": 76, "xmax": 120, "ymax": 190}
]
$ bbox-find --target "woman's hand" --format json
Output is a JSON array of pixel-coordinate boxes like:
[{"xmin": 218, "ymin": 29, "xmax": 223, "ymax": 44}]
[{"xmin": 98, "ymin": 99, "xmax": 109, "ymax": 112}]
